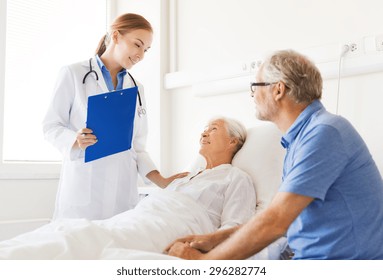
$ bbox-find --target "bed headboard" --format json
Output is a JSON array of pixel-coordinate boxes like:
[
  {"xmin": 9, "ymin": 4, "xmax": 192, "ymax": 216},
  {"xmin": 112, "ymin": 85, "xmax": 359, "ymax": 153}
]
[{"xmin": 232, "ymin": 123, "xmax": 285, "ymax": 213}]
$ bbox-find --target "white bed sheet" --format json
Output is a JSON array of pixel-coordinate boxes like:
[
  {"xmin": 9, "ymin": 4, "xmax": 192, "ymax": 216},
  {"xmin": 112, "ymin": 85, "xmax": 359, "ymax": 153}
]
[
  {"xmin": 0, "ymin": 190, "xmax": 214, "ymax": 259},
  {"xmin": 0, "ymin": 189, "xmax": 287, "ymax": 260}
]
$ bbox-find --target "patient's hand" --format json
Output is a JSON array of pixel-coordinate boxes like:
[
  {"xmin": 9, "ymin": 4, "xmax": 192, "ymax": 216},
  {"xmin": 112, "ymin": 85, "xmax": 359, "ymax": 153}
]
[
  {"xmin": 164, "ymin": 234, "xmax": 215, "ymax": 253},
  {"xmin": 167, "ymin": 241, "xmax": 206, "ymax": 260}
]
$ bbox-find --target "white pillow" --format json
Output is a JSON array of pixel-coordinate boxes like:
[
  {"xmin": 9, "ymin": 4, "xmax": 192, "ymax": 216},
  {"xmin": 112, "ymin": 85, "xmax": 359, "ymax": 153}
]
[{"xmin": 232, "ymin": 123, "xmax": 285, "ymax": 213}]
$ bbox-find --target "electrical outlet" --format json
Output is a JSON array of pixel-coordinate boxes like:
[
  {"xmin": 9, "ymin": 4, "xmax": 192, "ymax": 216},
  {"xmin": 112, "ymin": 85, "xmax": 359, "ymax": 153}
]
[
  {"xmin": 343, "ymin": 39, "xmax": 364, "ymax": 57},
  {"xmin": 375, "ymin": 35, "xmax": 383, "ymax": 51},
  {"xmin": 350, "ymin": 43, "xmax": 358, "ymax": 52},
  {"xmin": 250, "ymin": 60, "xmax": 262, "ymax": 72}
]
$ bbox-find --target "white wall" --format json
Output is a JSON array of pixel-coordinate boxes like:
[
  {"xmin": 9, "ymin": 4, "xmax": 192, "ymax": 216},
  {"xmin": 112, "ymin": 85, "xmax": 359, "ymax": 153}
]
[
  {"xmin": 163, "ymin": 0, "xmax": 383, "ymax": 176},
  {"xmin": 0, "ymin": 179, "xmax": 56, "ymax": 240}
]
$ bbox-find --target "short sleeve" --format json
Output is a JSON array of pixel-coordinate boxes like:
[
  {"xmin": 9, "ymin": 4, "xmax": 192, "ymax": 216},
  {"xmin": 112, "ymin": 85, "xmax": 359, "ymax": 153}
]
[{"xmin": 280, "ymin": 125, "xmax": 348, "ymax": 200}]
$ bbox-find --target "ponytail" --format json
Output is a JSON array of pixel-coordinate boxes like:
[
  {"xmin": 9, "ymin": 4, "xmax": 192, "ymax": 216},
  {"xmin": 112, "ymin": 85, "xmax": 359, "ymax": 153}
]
[{"xmin": 95, "ymin": 34, "xmax": 108, "ymax": 56}]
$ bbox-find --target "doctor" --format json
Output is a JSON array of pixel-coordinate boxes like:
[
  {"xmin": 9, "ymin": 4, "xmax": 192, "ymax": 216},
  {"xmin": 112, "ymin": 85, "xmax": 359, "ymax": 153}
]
[{"xmin": 43, "ymin": 13, "xmax": 187, "ymax": 220}]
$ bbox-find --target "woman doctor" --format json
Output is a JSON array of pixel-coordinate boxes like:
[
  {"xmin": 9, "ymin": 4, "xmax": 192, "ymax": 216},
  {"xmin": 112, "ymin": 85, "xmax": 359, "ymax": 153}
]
[{"xmin": 43, "ymin": 13, "xmax": 187, "ymax": 220}]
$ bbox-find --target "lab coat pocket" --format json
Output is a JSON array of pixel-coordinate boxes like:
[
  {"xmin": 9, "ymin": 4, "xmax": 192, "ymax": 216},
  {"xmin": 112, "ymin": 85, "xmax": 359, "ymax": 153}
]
[{"xmin": 60, "ymin": 159, "xmax": 93, "ymax": 206}]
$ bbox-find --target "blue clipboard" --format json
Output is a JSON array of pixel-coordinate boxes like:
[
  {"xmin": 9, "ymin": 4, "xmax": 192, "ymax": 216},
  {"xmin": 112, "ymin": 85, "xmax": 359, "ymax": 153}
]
[{"xmin": 85, "ymin": 87, "xmax": 138, "ymax": 162}]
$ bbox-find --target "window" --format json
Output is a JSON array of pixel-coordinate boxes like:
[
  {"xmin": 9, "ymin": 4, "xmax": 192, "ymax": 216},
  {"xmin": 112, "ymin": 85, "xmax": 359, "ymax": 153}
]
[{"xmin": 3, "ymin": 0, "xmax": 107, "ymax": 163}]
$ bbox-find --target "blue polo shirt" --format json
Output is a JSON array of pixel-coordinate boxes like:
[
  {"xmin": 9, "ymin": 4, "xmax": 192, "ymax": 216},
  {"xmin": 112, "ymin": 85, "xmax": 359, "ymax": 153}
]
[
  {"xmin": 280, "ymin": 100, "xmax": 383, "ymax": 259},
  {"xmin": 96, "ymin": 55, "xmax": 126, "ymax": 91}
]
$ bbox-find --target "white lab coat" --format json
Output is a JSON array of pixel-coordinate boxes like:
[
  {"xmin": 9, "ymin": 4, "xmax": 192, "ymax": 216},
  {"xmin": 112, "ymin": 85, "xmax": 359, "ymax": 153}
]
[{"xmin": 43, "ymin": 57, "xmax": 157, "ymax": 220}]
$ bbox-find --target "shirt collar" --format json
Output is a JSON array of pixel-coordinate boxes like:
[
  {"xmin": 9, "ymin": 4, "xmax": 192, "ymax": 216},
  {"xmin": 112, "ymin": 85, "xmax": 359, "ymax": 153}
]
[
  {"xmin": 280, "ymin": 100, "xmax": 324, "ymax": 149},
  {"xmin": 188, "ymin": 163, "xmax": 232, "ymax": 181},
  {"xmin": 95, "ymin": 55, "xmax": 127, "ymax": 75},
  {"xmin": 95, "ymin": 54, "xmax": 106, "ymax": 70},
  {"xmin": 199, "ymin": 163, "xmax": 232, "ymax": 173},
  {"xmin": 211, "ymin": 163, "xmax": 232, "ymax": 170}
]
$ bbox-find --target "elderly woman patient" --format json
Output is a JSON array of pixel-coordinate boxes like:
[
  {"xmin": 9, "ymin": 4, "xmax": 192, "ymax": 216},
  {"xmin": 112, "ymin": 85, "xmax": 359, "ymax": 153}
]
[{"xmin": 0, "ymin": 117, "xmax": 256, "ymax": 259}]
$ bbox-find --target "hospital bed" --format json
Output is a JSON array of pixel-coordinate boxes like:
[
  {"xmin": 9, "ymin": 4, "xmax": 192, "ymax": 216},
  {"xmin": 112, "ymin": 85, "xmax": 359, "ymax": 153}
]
[{"xmin": 0, "ymin": 123, "xmax": 287, "ymax": 260}]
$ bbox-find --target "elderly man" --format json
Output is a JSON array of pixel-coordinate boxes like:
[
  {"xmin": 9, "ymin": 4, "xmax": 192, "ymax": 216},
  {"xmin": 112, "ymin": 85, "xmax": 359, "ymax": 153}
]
[
  {"xmin": 0, "ymin": 117, "xmax": 256, "ymax": 259},
  {"xmin": 166, "ymin": 50, "xmax": 383, "ymax": 260}
]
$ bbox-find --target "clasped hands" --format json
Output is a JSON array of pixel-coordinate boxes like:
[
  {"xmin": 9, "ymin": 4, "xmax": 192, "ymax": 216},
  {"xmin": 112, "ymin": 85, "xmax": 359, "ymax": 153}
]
[{"xmin": 164, "ymin": 233, "xmax": 215, "ymax": 260}]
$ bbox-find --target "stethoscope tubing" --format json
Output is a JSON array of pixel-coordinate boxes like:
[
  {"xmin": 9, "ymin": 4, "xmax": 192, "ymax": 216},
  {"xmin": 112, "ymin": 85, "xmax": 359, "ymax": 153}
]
[
  {"xmin": 82, "ymin": 57, "xmax": 145, "ymax": 115},
  {"xmin": 126, "ymin": 71, "xmax": 143, "ymax": 109}
]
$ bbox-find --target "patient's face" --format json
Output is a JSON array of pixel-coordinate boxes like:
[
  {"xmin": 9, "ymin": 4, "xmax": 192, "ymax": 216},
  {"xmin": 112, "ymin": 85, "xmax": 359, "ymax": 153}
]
[{"xmin": 199, "ymin": 120, "xmax": 232, "ymax": 157}]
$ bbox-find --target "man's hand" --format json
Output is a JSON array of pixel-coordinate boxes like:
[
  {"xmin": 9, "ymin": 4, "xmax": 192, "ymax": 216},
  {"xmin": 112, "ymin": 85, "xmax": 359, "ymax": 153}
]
[
  {"xmin": 164, "ymin": 227, "xmax": 240, "ymax": 260},
  {"xmin": 167, "ymin": 242, "xmax": 206, "ymax": 260},
  {"xmin": 164, "ymin": 233, "xmax": 215, "ymax": 254}
]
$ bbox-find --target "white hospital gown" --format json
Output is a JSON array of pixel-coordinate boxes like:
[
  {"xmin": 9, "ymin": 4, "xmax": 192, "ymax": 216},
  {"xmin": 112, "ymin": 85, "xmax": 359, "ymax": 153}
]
[{"xmin": 166, "ymin": 164, "xmax": 256, "ymax": 229}]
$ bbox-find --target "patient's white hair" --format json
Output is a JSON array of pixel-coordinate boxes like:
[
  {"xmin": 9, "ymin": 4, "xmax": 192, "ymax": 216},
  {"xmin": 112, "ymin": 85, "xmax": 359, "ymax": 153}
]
[{"xmin": 209, "ymin": 116, "xmax": 247, "ymax": 155}]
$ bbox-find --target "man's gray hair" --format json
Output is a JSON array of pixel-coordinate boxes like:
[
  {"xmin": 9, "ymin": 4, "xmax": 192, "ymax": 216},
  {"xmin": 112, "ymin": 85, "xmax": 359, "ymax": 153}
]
[
  {"xmin": 261, "ymin": 49, "xmax": 323, "ymax": 103},
  {"xmin": 209, "ymin": 116, "xmax": 247, "ymax": 155}
]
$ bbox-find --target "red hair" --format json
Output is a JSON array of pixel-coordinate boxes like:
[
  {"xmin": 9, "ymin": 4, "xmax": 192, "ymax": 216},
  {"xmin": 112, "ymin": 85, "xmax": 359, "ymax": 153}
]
[{"xmin": 95, "ymin": 13, "xmax": 153, "ymax": 56}]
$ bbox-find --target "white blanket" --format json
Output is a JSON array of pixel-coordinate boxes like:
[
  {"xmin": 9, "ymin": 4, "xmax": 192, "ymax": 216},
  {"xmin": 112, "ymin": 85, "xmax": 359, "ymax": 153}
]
[
  {"xmin": 0, "ymin": 190, "xmax": 215, "ymax": 259},
  {"xmin": 0, "ymin": 189, "xmax": 287, "ymax": 260}
]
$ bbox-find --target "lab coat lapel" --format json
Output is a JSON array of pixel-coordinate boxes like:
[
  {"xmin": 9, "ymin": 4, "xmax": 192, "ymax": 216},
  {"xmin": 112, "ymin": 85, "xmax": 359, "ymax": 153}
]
[
  {"xmin": 123, "ymin": 71, "xmax": 136, "ymax": 89},
  {"xmin": 81, "ymin": 57, "xmax": 108, "ymax": 93},
  {"xmin": 79, "ymin": 58, "xmax": 107, "ymax": 111},
  {"xmin": 91, "ymin": 57, "xmax": 108, "ymax": 93},
  {"xmin": 123, "ymin": 72, "xmax": 140, "ymax": 118}
]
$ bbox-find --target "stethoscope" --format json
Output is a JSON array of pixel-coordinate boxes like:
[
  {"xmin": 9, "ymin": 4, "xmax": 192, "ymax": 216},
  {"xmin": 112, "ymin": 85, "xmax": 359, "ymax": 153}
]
[{"xmin": 82, "ymin": 58, "xmax": 146, "ymax": 117}]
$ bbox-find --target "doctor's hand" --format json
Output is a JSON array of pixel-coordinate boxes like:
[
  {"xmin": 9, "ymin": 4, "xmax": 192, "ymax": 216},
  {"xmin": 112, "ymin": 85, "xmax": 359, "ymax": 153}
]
[
  {"xmin": 75, "ymin": 128, "xmax": 98, "ymax": 151},
  {"xmin": 164, "ymin": 172, "xmax": 190, "ymax": 185},
  {"xmin": 146, "ymin": 170, "xmax": 189, "ymax": 188}
]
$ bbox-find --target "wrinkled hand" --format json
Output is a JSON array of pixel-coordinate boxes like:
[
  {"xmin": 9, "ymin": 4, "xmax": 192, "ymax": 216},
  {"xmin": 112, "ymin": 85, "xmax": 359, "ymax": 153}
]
[
  {"xmin": 164, "ymin": 234, "xmax": 214, "ymax": 254},
  {"xmin": 76, "ymin": 128, "xmax": 97, "ymax": 151},
  {"xmin": 166, "ymin": 242, "xmax": 206, "ymax": 260}
]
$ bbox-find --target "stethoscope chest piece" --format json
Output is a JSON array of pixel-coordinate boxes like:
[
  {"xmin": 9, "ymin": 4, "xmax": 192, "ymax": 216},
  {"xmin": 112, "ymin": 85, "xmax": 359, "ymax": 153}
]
[
  {"xmin": 126, "ymin": 72, "xmax": 146, "ymax": 118},
  {"xmin": 137, "ymin": 106, "xmax": 146, "ymax": 117}
]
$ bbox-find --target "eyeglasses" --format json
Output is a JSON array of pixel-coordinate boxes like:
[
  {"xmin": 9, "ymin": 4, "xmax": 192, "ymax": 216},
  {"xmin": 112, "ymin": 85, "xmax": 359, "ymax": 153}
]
[{"xmin": 250, "ymin": 82, "xmax": 277, "ymax": 95}]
